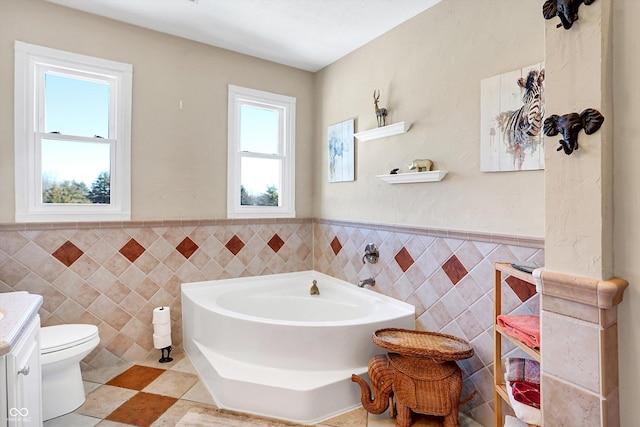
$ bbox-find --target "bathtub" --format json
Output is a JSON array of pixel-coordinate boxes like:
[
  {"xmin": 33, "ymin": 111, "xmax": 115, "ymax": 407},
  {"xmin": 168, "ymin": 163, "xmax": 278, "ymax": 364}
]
[{"xmin": 181, "ymin": 270, "xmax": 415, "ymax": 424}]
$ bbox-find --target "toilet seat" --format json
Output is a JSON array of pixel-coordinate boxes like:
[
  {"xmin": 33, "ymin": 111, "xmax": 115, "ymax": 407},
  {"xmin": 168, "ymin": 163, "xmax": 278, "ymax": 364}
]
[{"xmin": 41, "ymin": 324, "xmax": 99, "ymax": 354}]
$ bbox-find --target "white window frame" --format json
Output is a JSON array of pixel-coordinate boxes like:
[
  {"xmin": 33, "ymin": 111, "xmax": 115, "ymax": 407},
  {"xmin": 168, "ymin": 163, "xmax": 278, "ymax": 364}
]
[
  {"xmin": 14, "ymin": 41, "xmax": 132, "ymax": 222},
  {"xmin": 227, "ymin": 85, "xmax": 296, "ymax": 218}
]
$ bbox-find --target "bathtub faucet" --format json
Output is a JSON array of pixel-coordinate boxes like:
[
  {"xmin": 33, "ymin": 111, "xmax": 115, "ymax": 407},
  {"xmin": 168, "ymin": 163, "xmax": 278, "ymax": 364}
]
[
  {"xmin": 357, "ymin": 277, "xmax": 376, "ymax": 288},
  {"xmin": 310, "ymin": 280, "xmax": 320, "ymax": 295}
]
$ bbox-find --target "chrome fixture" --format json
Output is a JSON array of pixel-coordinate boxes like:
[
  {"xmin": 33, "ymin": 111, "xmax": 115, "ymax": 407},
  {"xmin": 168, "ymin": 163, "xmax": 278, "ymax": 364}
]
[
  {"xmin": 357, "ymin": 277, "xmax": 376, "ymax": 288},
  {"xmin": 362, "ymin": 243, "xmax": 379, "ymax": 264},
  {"xmin": 310, "ymin": 279, "xmax": 319, "ymax": 295}
]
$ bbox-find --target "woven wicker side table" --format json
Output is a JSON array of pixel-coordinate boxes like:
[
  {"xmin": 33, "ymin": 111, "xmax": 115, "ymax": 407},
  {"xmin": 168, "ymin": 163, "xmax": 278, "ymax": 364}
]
[{"xmin": 352, "ymin": 328, "xmax": 474, "ymax": 427}]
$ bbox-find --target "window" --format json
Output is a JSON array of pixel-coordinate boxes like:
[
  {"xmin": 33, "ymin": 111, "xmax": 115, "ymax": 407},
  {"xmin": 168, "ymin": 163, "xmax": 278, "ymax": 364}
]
[
  {"xmin": 14, "ymin": 41, "xmax": 132, "ymax": 222},
  {"xmin": 227, "ymin": 85, "xmax": 296, "ymax": 218}
]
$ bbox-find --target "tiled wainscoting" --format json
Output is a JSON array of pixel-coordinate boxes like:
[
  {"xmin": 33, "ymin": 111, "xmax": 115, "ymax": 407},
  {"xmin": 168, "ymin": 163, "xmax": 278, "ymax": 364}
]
[
  {"xmin": 312, "ymin": 219, "xmax": 544, "ymax": 426},
  {"xmin": 0, "ymin": 219, "xmax": 313, "ymax": 368},
  {"xmin": 0, "ymin": 218, "xmax": 543, "ymax": 426}
]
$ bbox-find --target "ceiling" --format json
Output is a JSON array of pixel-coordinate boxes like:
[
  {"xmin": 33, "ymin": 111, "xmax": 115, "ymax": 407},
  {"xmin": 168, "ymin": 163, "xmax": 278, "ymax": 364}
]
[{"xmin": 45, "ymin": 0, "xmax": 442, "ymax": 72}]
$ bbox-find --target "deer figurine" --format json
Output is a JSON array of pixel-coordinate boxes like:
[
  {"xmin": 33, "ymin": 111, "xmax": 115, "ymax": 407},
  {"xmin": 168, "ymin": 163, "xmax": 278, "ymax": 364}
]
[{"xmin": 373, "ymin": 90, "xmax": 388, "ymax": 127}]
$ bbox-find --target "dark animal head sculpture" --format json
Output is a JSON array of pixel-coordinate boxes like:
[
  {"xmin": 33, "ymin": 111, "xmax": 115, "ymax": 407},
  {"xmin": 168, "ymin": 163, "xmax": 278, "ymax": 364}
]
[
  {"xmin": 543, "ymin": 108, "xmax": 604, "ymax": 155},
  {"xmin": 543, "ymin": 0, "xmax": 596, "ymax": 30}
]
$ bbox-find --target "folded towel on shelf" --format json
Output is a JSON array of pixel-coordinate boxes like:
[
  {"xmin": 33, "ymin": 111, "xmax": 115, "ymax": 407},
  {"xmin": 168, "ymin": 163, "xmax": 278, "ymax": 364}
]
[
  {"xmin": 505, "ymin": 357, "xmax": 540, "ymax": 384},
  {"xmin": 505, "ymin": 378, "xmax": 542, "ymax": 426},
  {"xmin": 497, "ymin": 314, "xmax": 541, "ymax": 349},
  {"xmin": 511, "ymin": 380, "xmax": 541, "ymax": 409},
  {"xmin": 504, "ymin": 415, "xmax": 529, "ymax": 427}
]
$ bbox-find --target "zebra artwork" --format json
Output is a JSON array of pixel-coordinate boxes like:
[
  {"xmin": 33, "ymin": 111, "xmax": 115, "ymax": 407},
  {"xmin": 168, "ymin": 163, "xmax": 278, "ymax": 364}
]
[
  {"xmin": 480, "ymin": 64, "xmax": 546, "ymax": 172},
  {"xmin": 496, "ymin": 69, "xmax": 545, "ymax": 170}
]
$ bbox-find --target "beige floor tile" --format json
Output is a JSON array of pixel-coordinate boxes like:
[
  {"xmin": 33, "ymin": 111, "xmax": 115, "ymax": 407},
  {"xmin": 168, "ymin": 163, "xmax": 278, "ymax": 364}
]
[
  {"xmin": 76, "ymin": 384, "xmax": 138, "ymax": 419},
  {"xmin": 143, "ymin": 369, "xmax": 199, "ymax": 398},
  {"xmin": 83, "ymin": 380, "xmax": 102, "ymax": 395},
  {"xmin": 181, "ymin": 380, "xmax": 216, "ymax": 405},
  {"xmin": 367, "ymin": 412, "xmax": 396, "ymax": 427},
  {"xmin": 150, "ymin": 398, "xmax": 218, "ymax": 427},
  {"xmin": 170, "ymin": 354, "xmax": 198, "ymax": 374},
  {"xmin": 95, "ymin": 420, "xmax": 133, "ymax": 426},
  {"xmin": 82, "ymin": 362, "xmax": 132, "ymax": 384},
  {"xmin": 44, "ymin": 412, "xmax": 101, "ymax": 427},
  {"xmin": 176, "ymin": 407, "xmax": 305, "ymax": 427},
  {"xmin": 318, "ymin": 407, "xmax": 367, "ymax": 427},
  {"xmin": 136, "ymin": 350, "xmax": 185, "ymax": 369},
  {"xmin": 368, "ymin": 412, "xmax": 480, "ymax": 427}
]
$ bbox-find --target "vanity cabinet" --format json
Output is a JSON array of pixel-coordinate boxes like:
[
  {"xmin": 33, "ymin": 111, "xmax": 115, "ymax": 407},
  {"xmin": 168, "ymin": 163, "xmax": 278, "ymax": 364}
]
[{"xmin": 2, "ymin": 315, "xmax": 41, "ymax": 427}]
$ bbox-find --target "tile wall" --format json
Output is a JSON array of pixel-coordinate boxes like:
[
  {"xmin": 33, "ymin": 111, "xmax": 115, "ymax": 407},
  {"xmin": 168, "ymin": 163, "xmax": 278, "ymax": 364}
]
[
  {"xmin": 0, "ymin": 218, "xmax": 544, "ymax": 426},
  {"xmin": 0, "ymin": 219, "xmax": 313, "ymax": 369},
  {"xmin": 312, "ymin": 219, "xmax": 544, "ymax": 426}
]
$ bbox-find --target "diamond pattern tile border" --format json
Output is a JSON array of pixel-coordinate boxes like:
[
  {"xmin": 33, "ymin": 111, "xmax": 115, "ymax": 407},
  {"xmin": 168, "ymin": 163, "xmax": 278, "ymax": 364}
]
[
  {"xmin": 442, "ymin": 254, "xmax": 468, "ymax": 285},
  {"xmin": 330, "ymin": 236, "xmax": 342, "ymax": 255},
  {"xmin": 395, "ymin": 247, "xmax": 415, "ymax": 272},
  {"xmin": 120, "ymin": 239, "xmax": 146, "ymax": 263},
  {"xmin": 52, "ymin": 241, "xmax": 84, "ymax": 267},
  {"xmin": 225, "ymin": 235, "xmax": 245, "ymax": 256},
  {"xmin": 176, "ymin": 237, "xmax": 198, "ymax": 259},
  {"xmin": 268, "ymin": 234, "xmax": 285, "ymax": 253},
  {"xmin": 506, "ymin": 275, "xmax": 537, "ymax": 302}
]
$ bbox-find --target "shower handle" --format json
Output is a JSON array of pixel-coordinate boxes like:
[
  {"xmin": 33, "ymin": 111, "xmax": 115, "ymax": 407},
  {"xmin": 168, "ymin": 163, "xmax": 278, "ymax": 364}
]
[{"xmin": 362, "ymin": 243, "xmax": 379, "ymax": 264}]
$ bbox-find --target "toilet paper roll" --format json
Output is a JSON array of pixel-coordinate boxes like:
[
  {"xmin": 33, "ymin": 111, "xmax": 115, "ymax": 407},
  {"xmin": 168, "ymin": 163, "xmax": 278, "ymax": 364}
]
[
  {"xmin": 153, "ymin": 333, "xmax": 172, "ymax": 349},
  {"xmin": 153, "ymin": 322, "xmax": 171, "ymax": 337},
  {"xmin": 153, "ymin": 306, "xmax": 170, "ymax": 324}
]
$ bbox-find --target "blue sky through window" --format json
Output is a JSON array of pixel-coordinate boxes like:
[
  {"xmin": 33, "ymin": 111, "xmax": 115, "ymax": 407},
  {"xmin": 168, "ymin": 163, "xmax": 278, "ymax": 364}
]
[
  {"xmin": 43, "ymin": 72, "xmax": 111, "ymax": 185},
  {"xmin": 239, "ymin": 105, "xmax": 280, "ymax": 195}
]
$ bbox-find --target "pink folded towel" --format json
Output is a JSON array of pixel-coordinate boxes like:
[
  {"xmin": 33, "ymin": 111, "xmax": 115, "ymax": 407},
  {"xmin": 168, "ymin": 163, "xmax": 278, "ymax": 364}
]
[
  {"xmin": 497, "ymin": 314, "xmax": 540, "ymax": 349},
  {"xmin": 505, "ymin": 357, "xmax": 540, "ymax": 384}
]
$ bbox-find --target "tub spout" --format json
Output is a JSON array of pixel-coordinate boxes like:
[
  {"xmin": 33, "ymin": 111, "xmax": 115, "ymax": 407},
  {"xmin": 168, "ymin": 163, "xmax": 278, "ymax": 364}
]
[
  {"xmin": 357, "ymin": 278, "xmax": 376, "ymax": 288},
  {"xmin": 310, "ymin": 280, "xmax": 319, "ymax": 295}
]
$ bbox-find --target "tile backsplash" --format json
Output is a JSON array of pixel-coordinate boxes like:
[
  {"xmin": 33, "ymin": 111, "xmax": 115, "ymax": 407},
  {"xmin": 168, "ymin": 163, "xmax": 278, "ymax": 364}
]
[
  {"xmin": 312, "ymin": 219, "xmax": 543, "ymax": 425},
  {"xmin": 0, "ymin": 219, "xmax": 313, "ymax": 369},
  {"xmin": 0, "ymin": 218, "xmax": 543, "ymax": 426}
]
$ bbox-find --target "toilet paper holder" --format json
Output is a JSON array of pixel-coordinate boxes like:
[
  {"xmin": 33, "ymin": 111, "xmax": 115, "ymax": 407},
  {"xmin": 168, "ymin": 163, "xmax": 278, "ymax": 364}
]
[
  {"xmin": 159, "ymin": 346, "xmax": 173, "ymax": 363},
  {"xmin": 153, "ymin": 306, "xmax": 173, "ymax": 363}
]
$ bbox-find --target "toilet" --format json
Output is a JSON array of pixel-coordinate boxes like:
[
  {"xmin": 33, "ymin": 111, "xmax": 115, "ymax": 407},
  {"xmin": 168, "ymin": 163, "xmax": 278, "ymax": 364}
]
[{"xmin": 40, "ymin": 324, "xmax": 100, "ymax": 421}]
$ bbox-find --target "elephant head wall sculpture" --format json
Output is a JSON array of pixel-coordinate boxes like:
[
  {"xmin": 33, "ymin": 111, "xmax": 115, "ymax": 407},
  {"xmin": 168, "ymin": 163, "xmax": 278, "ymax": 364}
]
[
  {"xmin": 543, "ymin": 108, "xmax": 604, "ymax": 155},
  {"xmin": 542, "ymin": 0, "xmax": 596, "ymax": 30}
]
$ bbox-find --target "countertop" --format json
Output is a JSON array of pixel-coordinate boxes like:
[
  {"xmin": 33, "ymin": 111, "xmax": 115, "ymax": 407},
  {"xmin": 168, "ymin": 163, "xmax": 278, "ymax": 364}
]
[{"xmin": 0, "ymin": 291, "xmax": 43, "ymax": 356}]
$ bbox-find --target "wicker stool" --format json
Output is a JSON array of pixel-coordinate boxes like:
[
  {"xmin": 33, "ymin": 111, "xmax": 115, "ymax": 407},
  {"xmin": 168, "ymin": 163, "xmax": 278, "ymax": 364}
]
[{"xmin": 352, "ymin": 328, "xmax": 474, "ymax": 427}]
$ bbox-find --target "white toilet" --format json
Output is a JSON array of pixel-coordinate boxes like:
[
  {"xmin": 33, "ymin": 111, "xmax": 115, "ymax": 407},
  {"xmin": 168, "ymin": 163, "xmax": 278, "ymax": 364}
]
[{"xmin": 40, "ymin": 324, "xmax": 100, "ymax": 421}]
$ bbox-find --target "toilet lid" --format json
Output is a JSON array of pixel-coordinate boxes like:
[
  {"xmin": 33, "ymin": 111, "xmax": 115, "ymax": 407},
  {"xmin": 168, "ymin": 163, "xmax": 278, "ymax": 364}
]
[{"xmin": 41, "ymin": 324, "xmax": 99, "ymax": 354}]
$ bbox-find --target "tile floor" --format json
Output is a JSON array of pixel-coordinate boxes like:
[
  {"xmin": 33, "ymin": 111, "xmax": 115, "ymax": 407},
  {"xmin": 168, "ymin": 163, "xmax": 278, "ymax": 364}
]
[{"xmin": 43, "ymin": 352, "xmax": 480, "ymax": 427}]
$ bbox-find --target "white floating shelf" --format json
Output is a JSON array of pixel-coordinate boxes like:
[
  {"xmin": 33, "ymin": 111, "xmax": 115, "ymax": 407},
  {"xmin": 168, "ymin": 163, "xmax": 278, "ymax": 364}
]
[
  {"xmin": 376, "ymin": 170, "xmax": 448, "ymax": 184},
  {"xmin": 354, "ymin": 121, "xmax": 412, "ymax": 141}
]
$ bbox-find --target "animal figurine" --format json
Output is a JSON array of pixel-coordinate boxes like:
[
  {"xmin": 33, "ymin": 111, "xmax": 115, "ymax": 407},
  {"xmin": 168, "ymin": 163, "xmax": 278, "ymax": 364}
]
[
  {"xmin": 542, "ymin": 0, "xmax": 596, "ymax": 30},
  {"xmin": 408, "ymin": 159, "xmax": 433, "ymax": 172},
  {"xmin": 390, "ymin": 168, "xmax": 399, "ymax": 175},
  {"xmin": 543, "ymin": 108, "xmax": 604, "ymax": 155},
  {"xmin": 352, "ymin": 352, "xmax": 473, "ymax": 427},
  {"xmin": 373, "ymin": 90, "xmax": 388, "ymax": 127}
]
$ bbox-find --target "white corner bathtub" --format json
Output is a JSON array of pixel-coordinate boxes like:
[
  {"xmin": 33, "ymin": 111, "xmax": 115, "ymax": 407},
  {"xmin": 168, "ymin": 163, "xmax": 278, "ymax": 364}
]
[{"xmin": 181, "ymin": 270, "xmax": 415, "ymax": 424}]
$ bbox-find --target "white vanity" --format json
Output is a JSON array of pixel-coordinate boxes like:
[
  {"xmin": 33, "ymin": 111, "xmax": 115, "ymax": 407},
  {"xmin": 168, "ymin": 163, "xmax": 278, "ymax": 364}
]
[{"xmin": 0, "ymin": 292, "xmax": 43, "ymax": 427}]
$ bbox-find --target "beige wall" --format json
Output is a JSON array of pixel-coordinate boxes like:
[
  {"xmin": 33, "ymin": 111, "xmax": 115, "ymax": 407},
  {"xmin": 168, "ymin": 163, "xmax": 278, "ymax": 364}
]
[
  {"xmin": 613, "ymin": 1, "xmax": 640, "ymax": 426},
  {"xmin": 314, "ymin": 0, "xmax": 545, "ymax": 237},
  {"xmin": 543, "ymin": 0, "xmax": 614, "ymax": 279},
  {"xmin": 0, "ymin": 0, "xmax": 314, "ymax": 222},
  {"xmin": 2, "ymin": 0, "xmax": 639, "ymax": 424}
]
